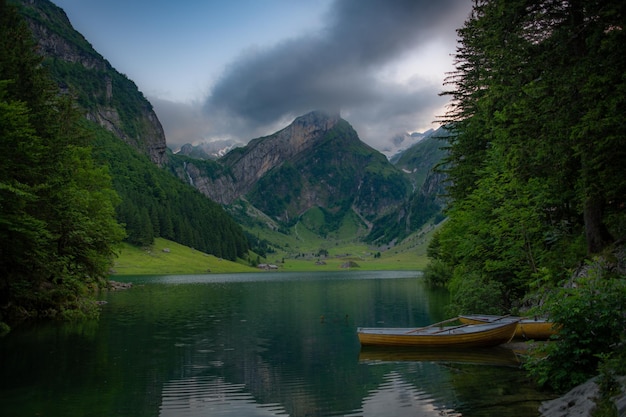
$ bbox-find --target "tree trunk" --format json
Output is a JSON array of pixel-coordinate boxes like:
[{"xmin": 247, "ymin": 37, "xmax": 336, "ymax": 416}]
[{"xmin": 583, "ymin": 196, "xmax": 613, "ymax": 254}]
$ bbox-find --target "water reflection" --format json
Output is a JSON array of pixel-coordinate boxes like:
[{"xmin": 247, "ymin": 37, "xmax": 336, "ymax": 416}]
[
  {"xmin": 356, "ymin": 371, "xmax": 460, "ymax": 417},
  {"xmin": 0, "ymin": 271, "xmax": 553, "ymax": 417},
  {"xmin": 160, "ymin": 376, "xmax": 288, "ymax": 416},
  {"xmin": 359, "ymin": 346, "xmax": 521, "ymax": 367}
]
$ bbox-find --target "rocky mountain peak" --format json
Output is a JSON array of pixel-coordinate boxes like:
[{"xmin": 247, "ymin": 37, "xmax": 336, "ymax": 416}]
[
  {"xmin": 191, "ymin": 110, "xmax": 343, "ymax": 204},
  {"xmin": 291, "ymin": 110, "xmax": 341, "ymax": 130},
  {"xmin": 240, "ymin": 110, "xmax": 341, "ymax": 160}
]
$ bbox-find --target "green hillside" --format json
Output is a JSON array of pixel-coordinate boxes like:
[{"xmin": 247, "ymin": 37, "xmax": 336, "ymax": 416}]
[
  {"xmin": 394, "ymin": 130, "xmax": 448, "ymax": 188},
  {"xmin": 15, "ymin": 0, "xmax": 250, "ymax": 261},
  {"xmin": 112, "ymin": 238, "xmax": 257, "ymax": 275},
  {"xmin": 112, "ymin": 221, "xmax": 435, "ymax": 275},
  {"xmin": 91, "ymin": 125, "xmax": 249, "ymax": 261}
]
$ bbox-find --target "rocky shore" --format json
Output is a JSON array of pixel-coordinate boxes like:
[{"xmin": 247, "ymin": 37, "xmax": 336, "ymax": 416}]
[
  {"xmin": 107, "ymin": 280, "xmax": 132, "ymax": 290},
  {"xmin": 539, "ymin": 376, "xmax": 626, "ymax": 417},
  {"xmin": 499, "ymin": 342, "xmax": 625, "ymax": 416}
]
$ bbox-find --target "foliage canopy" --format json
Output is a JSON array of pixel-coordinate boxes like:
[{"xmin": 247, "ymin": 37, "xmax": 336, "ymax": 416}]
[
  {"xmin": 427, "ymin": 0, "xmax": 626, "ymax": 390},
  {"xmin": 431, "ymin": 0, "xmax": 626, "ymax": 309},
  {"xmin": 0, "ymin": 0, "xmax": 124, "ymax": 326}
]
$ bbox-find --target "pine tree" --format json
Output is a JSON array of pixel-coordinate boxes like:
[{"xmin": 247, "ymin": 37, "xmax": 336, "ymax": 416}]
[
  {"xmin": 432, "ymin": 0, "xmax": 626, "ymax": 315},
  {"xmin": 0, "ymin": 0, "xmax": 124, "ymax": 326}
]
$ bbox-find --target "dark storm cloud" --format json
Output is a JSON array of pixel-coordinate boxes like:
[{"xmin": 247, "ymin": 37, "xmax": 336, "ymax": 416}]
[{"xmin": 203, "ymin": 0, "xmax": 471, "ymax": 146}]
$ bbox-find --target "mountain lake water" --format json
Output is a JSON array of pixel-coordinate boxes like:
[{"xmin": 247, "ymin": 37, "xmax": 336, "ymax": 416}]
[{"xmin": 0, "ymin": 271, "xmax": 556, "ymax": 416}]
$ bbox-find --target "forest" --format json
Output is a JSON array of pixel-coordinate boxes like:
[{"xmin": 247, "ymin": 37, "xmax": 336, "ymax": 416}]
[
  {"xmin": 0, "ymin": 0, "xmax": 124, "ymax": 328},
  {"xmin": 92, "ymin": 129, "xmax": 249, "ymax": 261},
  {"xmin": 0, "ymin": 0, "xmax": 248, "ymax": 331},
  {"xmin": 426, "ymin": 0, "xmax": 626, "ymax": 392}
]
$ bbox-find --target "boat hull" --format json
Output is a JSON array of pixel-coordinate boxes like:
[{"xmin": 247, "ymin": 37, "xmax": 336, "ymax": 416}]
[
  {"xmin": 458, "ymin": 315, "xmax": 558, "ymax": 340},
  {"xmin": 357, "ymin": 321, "xmax": 518, "ymax": 348}
]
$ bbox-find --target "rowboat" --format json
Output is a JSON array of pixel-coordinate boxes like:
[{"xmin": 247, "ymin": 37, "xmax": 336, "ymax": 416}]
[
  {"xmin": 357, "ymin": 320, "xmax": 519, "ymax": 348},
  {"xmin": 458, "ymin": 314, "xmax": 558, "ymax": 340}
]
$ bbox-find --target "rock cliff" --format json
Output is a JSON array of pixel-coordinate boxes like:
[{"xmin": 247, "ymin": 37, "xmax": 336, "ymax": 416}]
[
  {"xmin": 177, "ymin": 110, "xmax": 411, "ymax": 229},
  {"xmin": 182, "ymin": 111, "xmax": 343, "ymax": 205},
  {"xmin": 18, "ymin": 0, "xmax": 167, "ymax": 166}
]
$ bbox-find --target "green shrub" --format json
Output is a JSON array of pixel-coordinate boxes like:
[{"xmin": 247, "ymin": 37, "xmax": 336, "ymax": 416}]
[
  {"xmin": 424, "ymin": 259, "xmax": 453, "ymax": 287},
  {"xmin": 446, "ymin": 270, "xmax": 506, "ymax": 316},
  {"xmin": 593, "ymin": 349, "xmax": 626, "ymax": 417},
  {"xmin": 525, "ymin": 272, "xmax": 626, "ymax": 392}
]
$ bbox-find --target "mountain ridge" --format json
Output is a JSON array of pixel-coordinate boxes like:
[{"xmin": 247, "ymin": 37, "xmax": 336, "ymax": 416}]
[
  {"xmin": 176, "ymin": 110, "xmax": 344, "ymax": 205},
  {"xmin": 16, "ymin": 0, "xmax": 168, "ymax": 166},
  {"xmin": 19, "ymin": 0, "xmax": 447, "ymax": 247},
  {"xmin": 222, "ymin": 110, "xmax": 343, "ymax": 202},
  {"xmin": 173, "ymin": 110, "xmax": 414, "ymax": 232},
  {"xmin": 15, "ymin": 0, "xmax": 249, "ymax": 260}
]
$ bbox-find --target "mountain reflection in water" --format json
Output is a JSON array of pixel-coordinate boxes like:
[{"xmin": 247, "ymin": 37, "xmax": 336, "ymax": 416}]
[
  {"xmin": 160, "ymin": 376, "xmax": 288, "ymax": 416},
  {"xmin": 357, "ymin": 371, "xmax": 460, "ymax": 417}
]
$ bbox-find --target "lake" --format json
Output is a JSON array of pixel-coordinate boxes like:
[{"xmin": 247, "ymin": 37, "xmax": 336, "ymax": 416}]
[{"xmin": 0, "ymin": 271, "xmax": 554, "ymax": 416}]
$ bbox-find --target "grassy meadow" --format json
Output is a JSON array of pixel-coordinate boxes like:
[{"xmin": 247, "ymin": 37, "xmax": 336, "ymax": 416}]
[
  {"xmin": 111, "ymin": 238, "xmax": 258, "ymax": 275},
  {"xmin": 111, "ymin": 221, "xmax": 438, "ymax": 276}
]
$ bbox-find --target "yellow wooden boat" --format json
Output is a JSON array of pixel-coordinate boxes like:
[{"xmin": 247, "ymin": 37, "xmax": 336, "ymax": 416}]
[
  {"xmin": 357, "ymin": 320, "xmax": 519, "ymax": 348},
  {"xmin": 458, "ymin": 314, "xmax": 558, "ymax": 340}
]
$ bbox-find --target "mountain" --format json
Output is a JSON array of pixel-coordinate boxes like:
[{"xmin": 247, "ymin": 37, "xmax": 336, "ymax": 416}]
[
  {"xmin": 171, "ymin": 118, "xmax": 449, "ymax": 244},
  {"xmin": 16, "ymin": 0, "xmax": 249, "ymax": 260},
  {"xmin": 168, "ymin": 111, "xmax": 450, "ymax": 244},
  {"xmin": 172, "ymin": 111, "xmax": 413, "ymax": 234},
  {"xmin": 176, "ymin": 111, "xmax": 346, "ymax": 204},
  {"xmin": 16, "ymin": 0, "xmax": 167, "ymax": 166},
  {"xmin": 176, "ymin": 139, "xmax": 241, "ymax": 160},
  {"xmin": 381, "ymin": 129, "xmax": 435, "ymax": 160},
  {"xmin": 18, "ymin": 0, "xmax": 446, "ymax": 248},
  {"xmin": 393, "ymin": 127, "xmax": 449, "ymax": 189}
]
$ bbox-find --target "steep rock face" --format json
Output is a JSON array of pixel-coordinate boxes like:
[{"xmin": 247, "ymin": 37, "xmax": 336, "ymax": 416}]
[
  {"xmin": 180, "ymin": 111, "xmax": 411, "ymax": 231},
  {"xmin": 182, "ymin": 161, "xmax": 238, "ymax": 204},
  {"xmin": 19, "ymin": 0, "xmax": 167, "ymax": 166},
  {"xmin": 29, "ymin": 22, "xmax": 105, "ymax": 70},
  {"xmin": 185, "ymin": 111, "xmax": 342, "ymax": 204},
  {"xmin": 222, "ymin": 110, "xmax": 341, "ymax": 193}
]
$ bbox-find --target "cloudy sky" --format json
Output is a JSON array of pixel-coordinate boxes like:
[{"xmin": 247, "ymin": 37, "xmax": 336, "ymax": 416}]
[{"xmin": 54, "ymin": 0, "xmax": 472, "ymax": 150}]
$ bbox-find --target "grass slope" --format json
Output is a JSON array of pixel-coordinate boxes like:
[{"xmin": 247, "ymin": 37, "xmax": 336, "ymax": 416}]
[
  {"xmin": 112, "ymin": 238, "xmax": 258, "ymax": 275},
  {"xmin": 274, "ymin": 222, "xmax": 436, "ymax": 272},
  {"xmin": 112, "ymin": 222, "xmax": 439, "ymax": 275}
]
